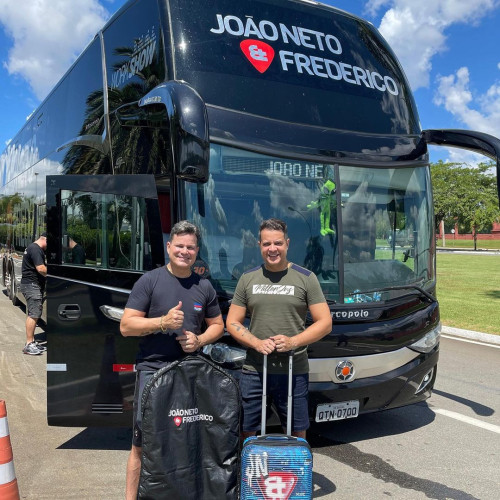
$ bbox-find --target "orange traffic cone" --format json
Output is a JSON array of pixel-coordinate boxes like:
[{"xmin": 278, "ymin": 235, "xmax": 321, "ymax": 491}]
[{"xmin": 0, "ymin": 400, "xmax": 20, "ymax": 500}]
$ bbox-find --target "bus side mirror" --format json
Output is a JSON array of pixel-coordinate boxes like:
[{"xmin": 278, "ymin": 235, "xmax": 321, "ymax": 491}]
[
  {"xmin": 139, "ymin": 82, "xmax": 210, "ymax": 183},
  {"xmin": 422, "ymin": 129, "xmax": 500, "ymax": 208}
]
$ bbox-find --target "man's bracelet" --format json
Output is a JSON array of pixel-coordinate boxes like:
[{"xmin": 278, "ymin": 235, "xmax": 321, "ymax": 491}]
[{"xmin": 159, "ymin": 315, "xmax": 166, "ymax": 332}]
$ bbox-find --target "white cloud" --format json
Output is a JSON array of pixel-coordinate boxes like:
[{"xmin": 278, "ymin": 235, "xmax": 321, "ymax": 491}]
[
  {"xmin": 429, "ymin": 145, "xmax": 490, "ymax": 167},
  {"xmin": 363, "ymin": 0, "xmax": 392, "ymax": 17},
  {"xmin": 434, "ymin": 66, "xmax": 500, "ymax": 137},
  {"xmin": 374, "ymin": 0, "xmax": 500, "ymax": 90},
  {"xmin": 0, "ymin": 0, "xmax": 110, "ymax": 101}
]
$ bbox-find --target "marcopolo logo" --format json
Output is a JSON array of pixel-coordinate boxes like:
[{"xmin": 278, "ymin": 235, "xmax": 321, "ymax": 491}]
[
  {"xmin": 332, "ymin": 309, "xmax": 370, "ymax": 320},
  {"xmin": 210, "ymin": 13, "xmax": 399, "ymax": 95}
]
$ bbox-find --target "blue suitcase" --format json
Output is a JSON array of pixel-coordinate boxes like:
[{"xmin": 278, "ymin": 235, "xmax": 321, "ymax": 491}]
[{"xmin": 240, "ymin": 353, "xmax": 313, "ymax": 499}]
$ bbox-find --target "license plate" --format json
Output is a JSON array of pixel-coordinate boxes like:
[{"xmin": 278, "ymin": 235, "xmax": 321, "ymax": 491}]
[{"xmin": 315, "ymin": 400, "xmax": 359, "ymax": 422}]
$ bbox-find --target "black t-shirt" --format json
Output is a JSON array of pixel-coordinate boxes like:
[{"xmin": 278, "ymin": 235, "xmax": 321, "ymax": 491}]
[
  {"xmin": 125, "ymin": 267, "xmax": 221, "ymax": 370},
  {"xmin": 72, "ymin": 244, "xmax": 86, "ymax": 264},
  {"xmin": 21, "ymin": 242, "xmax": 46, "ymax": 289}
]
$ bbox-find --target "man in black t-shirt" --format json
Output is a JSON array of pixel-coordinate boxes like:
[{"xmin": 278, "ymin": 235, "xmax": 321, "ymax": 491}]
[
  {"xmin": 120, "ymin": 221, "xmax": 224, "ymax": 500},
  {"xmin": 20, "ymin": 232, "xmax": 47, "ymax": 355},
  {"xmin": 68, "ymin": 236, "xmax": 86, "ymax": 264}
]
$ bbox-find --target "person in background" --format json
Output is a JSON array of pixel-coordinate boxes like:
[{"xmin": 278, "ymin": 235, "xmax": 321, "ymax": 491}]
[
  {"xmin": 120, "ymin": 220, "xmax": 224, "ymax": 499},
  {"xmin": 20, "ymin": 232, "xmax": 48, "ymax": 355},
  {"xmin": 68, "ymin": 235, "xmax": 86, "ymax": 264},
  {"xmin": 226, "ymin": 218, "xmax": 331, "ymax": 440}
]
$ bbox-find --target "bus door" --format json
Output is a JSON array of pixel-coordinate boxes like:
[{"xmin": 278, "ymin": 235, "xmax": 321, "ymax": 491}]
[{"xmin": 45, "ymin": 174, "xmax": 164, "ymax": 426}]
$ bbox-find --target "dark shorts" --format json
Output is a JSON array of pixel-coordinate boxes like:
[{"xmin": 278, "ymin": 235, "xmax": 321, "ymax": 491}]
[
  {"xmin": 239, "ymin": 369, "xmax": 310, "ymax": 433},
  {"xmin": 132, "ymin": 370, "xmax": 155, "ymax": 448},
  {"xmin": 20, "ymin": 283, "xmax": 44, "ymax": 319}
]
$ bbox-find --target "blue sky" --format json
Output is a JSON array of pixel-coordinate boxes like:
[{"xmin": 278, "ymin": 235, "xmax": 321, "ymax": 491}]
[{"xmin": 1, "ymin": 0, "xmax": 499, "ymax": 166}]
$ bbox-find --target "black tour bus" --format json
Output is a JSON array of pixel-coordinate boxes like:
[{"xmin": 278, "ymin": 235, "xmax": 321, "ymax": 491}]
[{"xmin": 1, "ymin": 0, "xmax": 499, "ymax": 427}]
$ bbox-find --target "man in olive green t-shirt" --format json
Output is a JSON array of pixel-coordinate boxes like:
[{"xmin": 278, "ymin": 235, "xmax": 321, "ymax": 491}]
[{"xmin": 226, "ymin": 218, "xmax": 331, "ymax": 439}]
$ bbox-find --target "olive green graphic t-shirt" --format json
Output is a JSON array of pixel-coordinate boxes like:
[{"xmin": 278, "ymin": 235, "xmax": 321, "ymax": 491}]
[{"xmin": 231, "ymin": 263, "xmax": 327, "ymax": 374}]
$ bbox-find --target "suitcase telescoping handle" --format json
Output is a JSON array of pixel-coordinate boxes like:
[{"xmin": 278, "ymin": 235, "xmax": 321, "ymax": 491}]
[{"xmin": 261, "ymin": 351, "xmax": 294, "ymax": 436}]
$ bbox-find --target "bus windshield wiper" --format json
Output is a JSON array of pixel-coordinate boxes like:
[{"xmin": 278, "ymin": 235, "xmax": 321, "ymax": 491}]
[{"xmin": 345, "ymin": 284, "xmax": 436, "ymax": 304}]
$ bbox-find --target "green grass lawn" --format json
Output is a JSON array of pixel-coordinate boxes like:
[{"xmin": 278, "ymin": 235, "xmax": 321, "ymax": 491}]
[
  {"xmin": 436, "ymin": 253, "xmax": 500, "ymax": 335},
  {"xmin": 437, "ymin": 238, "xmax": 500, "ymax": 250}
]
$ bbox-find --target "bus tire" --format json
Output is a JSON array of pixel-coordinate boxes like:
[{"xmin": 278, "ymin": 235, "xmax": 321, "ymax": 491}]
[
  {"xmin": 1, "ymin": 259, "xmax": 5, "ymax": 287},
  {"xmin": 9, "ymin": 270, "xmax": 19, "ymax": 306}
]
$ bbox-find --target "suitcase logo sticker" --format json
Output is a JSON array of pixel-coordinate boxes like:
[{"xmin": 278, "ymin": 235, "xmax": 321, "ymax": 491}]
[
  {"xmin": 243, "ymin": 449, "xmax": 310, "ymax": 499},
  {"xmin": 245, "ymin": 451, "xmax": 298, "ymax": 499}
]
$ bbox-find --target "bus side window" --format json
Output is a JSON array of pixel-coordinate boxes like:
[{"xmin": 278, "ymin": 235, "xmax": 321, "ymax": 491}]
[
  {"xmin": 108, "ymin": 194, "xmax": 151, "ymax": 271},
  {"xmin": 60, "ymin": 190, "xmax": 152, "ymax": 270}
]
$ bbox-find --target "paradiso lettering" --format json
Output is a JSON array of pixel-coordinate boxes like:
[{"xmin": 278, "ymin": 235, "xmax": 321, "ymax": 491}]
[
  {"xmin": 110, "ymin": 28, "xmax": 157, "ymax": 89},
  {"xmin": 210, "ymin": 14, "xmax": 399, "ymax": 95}
]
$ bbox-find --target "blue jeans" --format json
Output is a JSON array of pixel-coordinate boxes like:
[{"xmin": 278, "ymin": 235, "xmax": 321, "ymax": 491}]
[{"xmin": 239, "ymin": 369, "xmax": 310, "ymax": 432}]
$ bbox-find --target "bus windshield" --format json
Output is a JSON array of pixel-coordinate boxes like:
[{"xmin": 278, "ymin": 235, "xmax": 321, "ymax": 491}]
[{"xmin": 184, "ymin": 144, "xmax": 434, "ymax": 303}]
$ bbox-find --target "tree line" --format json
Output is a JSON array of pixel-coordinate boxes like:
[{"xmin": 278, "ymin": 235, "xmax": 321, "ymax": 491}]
[{"xmin": 431, "ymin": 161, "xmax": 500, "ymax": 250}]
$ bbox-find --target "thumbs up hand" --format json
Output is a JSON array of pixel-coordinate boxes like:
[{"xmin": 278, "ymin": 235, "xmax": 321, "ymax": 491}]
[{"xmin": 165, "ymin": 301, "xmax": 184, "ymax": 330}]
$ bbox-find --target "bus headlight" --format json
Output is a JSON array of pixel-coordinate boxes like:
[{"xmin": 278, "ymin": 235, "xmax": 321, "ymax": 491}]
[
  {"xmin": 203, "ymin": 343, "xmax": 246, "ymax": 366},
  {"xmin": 409, "ymin": 323, "xmax": 441, "ymax": 353}
]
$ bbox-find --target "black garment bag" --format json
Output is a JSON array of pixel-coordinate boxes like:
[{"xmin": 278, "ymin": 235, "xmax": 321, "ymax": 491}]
[{"xmin": 137, "ymin": 354, "xmax": 240, "ymax": 500}]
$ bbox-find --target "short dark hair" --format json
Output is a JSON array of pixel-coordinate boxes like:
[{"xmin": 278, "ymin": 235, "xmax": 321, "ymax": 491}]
[
  {"xmin": 259, "ymin": 218, "xmax": 287, "ymax": 239},
  {"xmin": 170, "ymin": 220, "xmax": 200, "ymax": 244}
]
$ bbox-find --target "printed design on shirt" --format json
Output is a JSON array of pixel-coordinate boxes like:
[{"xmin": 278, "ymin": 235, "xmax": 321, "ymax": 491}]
[
  {"xmin": 252, "ymin": 284, "xmax": 295, "ymax": 295},
  {"xmin": 193, "ymin": 302, "xmax": 203, "ymax": 312}
]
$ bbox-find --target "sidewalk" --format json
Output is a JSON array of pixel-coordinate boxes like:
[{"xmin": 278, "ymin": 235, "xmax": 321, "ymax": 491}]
[
  {"xmin": 441, "ymin": 325, "xmax": 500, "ymax": 346},
  {"xmin": 437, "ymin": 248, "xmax": 500, "ymax": 255}
]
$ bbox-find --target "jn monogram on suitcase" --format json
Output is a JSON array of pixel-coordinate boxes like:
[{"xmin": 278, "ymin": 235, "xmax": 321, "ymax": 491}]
[{"xmin": 240, "ymin": 353, "xmax": 313, "ymax": 500}]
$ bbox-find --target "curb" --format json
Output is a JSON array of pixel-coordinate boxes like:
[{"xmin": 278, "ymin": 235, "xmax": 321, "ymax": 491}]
[
  {"xmin": 437, "ymin": 249, "xmax": 500, "ymax": 255},
  {"xmin": 441, "ymin": 325, "xmax": 500, "ymax": 346}
]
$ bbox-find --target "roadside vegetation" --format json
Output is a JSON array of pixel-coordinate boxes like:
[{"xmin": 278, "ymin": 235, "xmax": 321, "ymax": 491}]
[
  {"xmin": 436, "ymin": 253, "xmax": 500, "ymax": 335},
  {"xmin": 431, "ymin": 161, "xmax": 499, "ymax": 251}
]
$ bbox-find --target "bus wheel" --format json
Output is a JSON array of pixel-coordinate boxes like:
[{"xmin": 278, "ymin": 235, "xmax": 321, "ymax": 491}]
[
  {"xmin": 5, "ymin": 269, "xmax": 12, "ymax": 298},
  {"xmin": 9, "ymin": 270, "xmax": 19, "ymax": 306}
]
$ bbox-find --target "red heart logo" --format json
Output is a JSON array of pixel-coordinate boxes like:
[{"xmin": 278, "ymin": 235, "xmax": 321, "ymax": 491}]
[
  {"xmin": 257, "ymin": 471, "xmax": 298, "ymax": 500},
  {"xmin": 174, "ymin": 417, "xmax": 182, "ymax": 427},
  {"xmin": 240, "ymin": 39, "xmax": 275, "ymax": 73}
]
